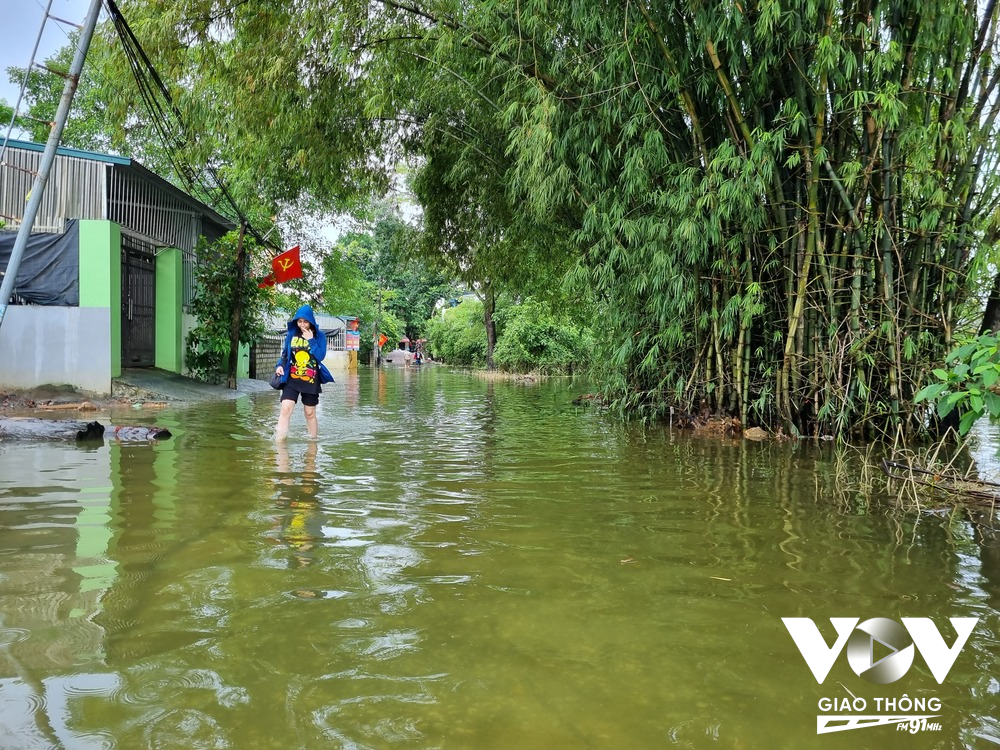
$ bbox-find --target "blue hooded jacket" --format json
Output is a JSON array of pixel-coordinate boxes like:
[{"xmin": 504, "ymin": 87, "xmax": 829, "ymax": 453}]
[{"xmin": 275, "ymin": 304, "xmax": 335, "ymax": 386}]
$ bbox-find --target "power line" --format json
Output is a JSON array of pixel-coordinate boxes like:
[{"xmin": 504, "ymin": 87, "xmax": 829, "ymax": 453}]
[
  {"xmin": 5, "ymin": 0, "xmax": 278, "ymax": 252},
  {"xmin": 103, "ymin": 0, "xmax": 272, "ymax": 247}
]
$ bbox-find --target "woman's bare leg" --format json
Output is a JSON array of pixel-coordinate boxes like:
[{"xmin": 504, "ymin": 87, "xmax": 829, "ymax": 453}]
[
  {"xmin": 303, "ymin": 404, "xmax": 318, "ymax": 439},
  {"xmin": 275, "ymin": 399, "xmax": 295, "ymax": 440}
]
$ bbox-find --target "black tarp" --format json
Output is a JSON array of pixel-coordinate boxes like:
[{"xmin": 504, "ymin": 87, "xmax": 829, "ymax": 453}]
[{"xmin": 0, "ymin": 220, "xmax": 80, "ymax": 305}]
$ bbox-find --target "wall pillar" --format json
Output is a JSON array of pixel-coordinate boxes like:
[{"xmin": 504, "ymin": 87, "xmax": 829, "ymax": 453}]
[
  {"xmin": 238, "ymin": 342, "xmax": 250, "ymax": 380},
  {"xmin": 78, "ymin": 220, "xmax": 121, "ymax": 382},
  {"xmin": 155, "ymin": 247, "xmax": 183, "ymax": 373}
]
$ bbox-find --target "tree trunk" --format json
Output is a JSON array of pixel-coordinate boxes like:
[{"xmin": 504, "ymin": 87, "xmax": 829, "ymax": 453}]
[
  {"xmin": 980, "ymin": 271, "xmax": 1000, "ymax": 335},
  {"xmin": 483, "ymin": 282, "xmax": 496, "ymax": 370}
]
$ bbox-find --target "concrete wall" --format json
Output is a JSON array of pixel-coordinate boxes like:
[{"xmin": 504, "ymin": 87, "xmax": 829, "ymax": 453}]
[
  {"xmin": 324, "ymin": 351, "xmax": 351, "ymax": 372},
  {"xmin": 0, "ymin": 220, "xmax": 119, "ymax": 395},
  {"xmin": 0, "ymin": 306, "xmax": 112, "ymax": 393}
]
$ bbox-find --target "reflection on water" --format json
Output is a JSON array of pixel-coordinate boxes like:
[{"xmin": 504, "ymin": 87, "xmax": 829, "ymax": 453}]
[{"xmin": 0, "ymin": 368, "xmax": 998, "ymax": 748}]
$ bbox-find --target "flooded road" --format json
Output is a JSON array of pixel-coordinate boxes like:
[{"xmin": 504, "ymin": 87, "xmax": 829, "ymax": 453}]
[{"xmin": 0, "ymin": 367, "xmax": 997, "ymax": 749}]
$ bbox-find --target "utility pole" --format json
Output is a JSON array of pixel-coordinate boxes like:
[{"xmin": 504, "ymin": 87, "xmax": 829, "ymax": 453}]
[
  {"xmin": 226, "ymin": 222, "xmax": 247, "ymax": 390},
  {"xmin": 0, "ymin": 0, "xmax": 103, "ymax": 332},
  {"xmin": 371, "ymin": 286, "xmax": 382, "ymax": 368}
]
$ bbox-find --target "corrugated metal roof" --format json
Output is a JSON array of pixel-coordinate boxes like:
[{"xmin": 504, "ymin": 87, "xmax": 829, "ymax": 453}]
[
  {"xmin": 2, "ymin": 138, "xmax": 235, "ymax": 230},
  {"xmin": 1, "ymin": 138, "xmax": 238, "ymax": 307},
  {"xmin": 3, "ymin": 137, "xmax": 131, "ymax": 165}
]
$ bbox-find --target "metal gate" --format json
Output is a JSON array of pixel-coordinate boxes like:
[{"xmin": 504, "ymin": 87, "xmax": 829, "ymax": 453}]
[{"xmin": 121, "ymin": 236, "xmax": 157, "ymax": 367}]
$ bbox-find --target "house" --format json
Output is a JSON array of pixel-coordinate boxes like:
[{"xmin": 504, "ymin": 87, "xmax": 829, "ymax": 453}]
[{"xmin": 0, "ymin": 138, "xmax": 234, "ymax": 394}]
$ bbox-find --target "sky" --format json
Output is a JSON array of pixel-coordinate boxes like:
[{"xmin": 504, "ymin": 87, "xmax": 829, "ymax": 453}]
[{"xmin": 0, "ymin": 0, "xmax": 96, "ymax": 120}]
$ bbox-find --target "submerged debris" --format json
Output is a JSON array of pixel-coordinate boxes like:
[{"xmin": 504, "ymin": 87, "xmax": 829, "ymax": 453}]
[
  {"xmin": 881, "ymin": 458, "xmax": 1000, "ymax": 505},
  {"xmin": 0, "ymin": 417, "xmax": 171, "ymax": 443}
]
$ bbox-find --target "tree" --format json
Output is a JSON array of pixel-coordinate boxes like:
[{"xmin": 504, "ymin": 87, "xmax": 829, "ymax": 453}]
[
  {"xmin": 322, "ymin": 210, "xmax": 457, "ymax": 360},
  {"xmin": 3, "ymin": 33, "xmax": 125, "ymax": 154},
  {"xmin": 106, "ymin": 0, "xmax": 577, "ymax": 369},
  {"xmin": 492, "ymin": 297, "xmax": 592, "ymax": 374},
  {"xmin": 95, "ymin": 0, "xmax": 1000, "ymax": 438},
  {"xmin": 186, "ymin": 231, "xmax": 274, "ymax": 384},
  {"xmin": 410, "ymin": 137, "xmax": 576, "ymax": 370},
  {"xmin": 425, "ymin": 297, "xmax": 487, "ymax": 366}
]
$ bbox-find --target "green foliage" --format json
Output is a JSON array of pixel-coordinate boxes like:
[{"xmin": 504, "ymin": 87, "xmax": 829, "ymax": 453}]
[
  {"xmin": 320, "ymin": 210, "xmax": 458, "ymax": 360},
  {"xmin": 105, "ymin": 0, "xmax": 1000, "ymax": 437},
  {"xmin": 4, "ymin": 32, "xmax": 297, "ymax": 245},
  {"xmin": 4, "ymin": 36, "xmax": 123, "ymax": 154},
  {"xmin": 425, "ymin": 296, "xmax": 593, "ymax": 373},
  {"xmin": 322, "ymin": 243, "xmax": 377, "ymax": 318},
  {"xmin": 914, "ymin": 334, "xmax": 1000, "ymax": 436},
  {"xmin": 356, "ymin": 213, "xmax": 455, "ymax": 340},
  {"xmin": 2, "ymin": 28, "xmax": 190, "ymax": 181},
  {"xmin": 425, "ymin": 298, "xmax": 488, "ymax": 367},
  {"xmin": 375, "ymin": 309, "xmax": 407, "ymax": 354},
  {"xmin": 185, "ymin": 231, "xmax": 273, "ymax": 383},
  {"xmin": 492, "ymin": 298, "xmax": 592, "ymax": 374}
]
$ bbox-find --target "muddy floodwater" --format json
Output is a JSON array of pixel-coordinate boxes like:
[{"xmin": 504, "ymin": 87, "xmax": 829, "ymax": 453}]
[{"xmin": 0, "ymin": 367, "xmax": 998, "ymax": 749}]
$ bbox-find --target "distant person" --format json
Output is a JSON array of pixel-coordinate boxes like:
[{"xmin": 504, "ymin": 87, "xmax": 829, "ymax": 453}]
[
  {"xmin": 414, "ymin": 350, "xmax": 422, "ymax": 366},
  {"xmin": 273, "ymin": 305, "xmax": 334, "ymax": 440}
]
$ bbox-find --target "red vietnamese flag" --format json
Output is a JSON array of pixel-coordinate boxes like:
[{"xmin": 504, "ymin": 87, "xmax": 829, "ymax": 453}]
[
  {"xmin": 271, "ymin": 245, "xmax": 303, "ymax": 284},
  {"xmin": 257, "ymin": 273, "xmax": 276, "ymax": 288}
]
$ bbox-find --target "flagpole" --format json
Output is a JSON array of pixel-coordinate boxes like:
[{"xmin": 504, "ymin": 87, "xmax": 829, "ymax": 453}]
[{"xmin": 227, "ymin": 222, "xmax": 247, "ymax": 390}]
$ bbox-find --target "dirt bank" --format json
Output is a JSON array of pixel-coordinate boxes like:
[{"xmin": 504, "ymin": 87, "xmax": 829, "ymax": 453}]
[{"xmin": 0, "ymin": 382, "xmax": 169, "ymax": 415}]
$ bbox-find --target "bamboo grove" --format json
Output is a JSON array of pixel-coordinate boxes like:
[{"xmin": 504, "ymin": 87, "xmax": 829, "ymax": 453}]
[
  {"xmin": 106, "ymin": 0, "xmax": 1000, "ymax": 438},
  {"xmin": 455, "ymin": 0, "xmax": 1000, "ymax": 440}
]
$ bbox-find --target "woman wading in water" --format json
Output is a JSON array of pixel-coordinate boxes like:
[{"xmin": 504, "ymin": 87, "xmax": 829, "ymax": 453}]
[{"xmin": 273, "ymin": 305, "xmax": 334, "ymax": 440}]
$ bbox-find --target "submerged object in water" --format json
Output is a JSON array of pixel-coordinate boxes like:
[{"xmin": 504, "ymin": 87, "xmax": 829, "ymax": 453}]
[{"xmin": 0, "ymin": 418, "xmax": 171, "ymax": 442}]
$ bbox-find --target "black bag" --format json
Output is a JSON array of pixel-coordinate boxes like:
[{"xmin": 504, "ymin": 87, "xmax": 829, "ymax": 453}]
[{"xmin": 269, "ymin": 371, "xmax": 283, "ymax": 390}]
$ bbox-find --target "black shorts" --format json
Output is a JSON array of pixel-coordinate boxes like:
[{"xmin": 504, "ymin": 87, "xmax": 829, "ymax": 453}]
[{"xmin": 280, "ymin": 385, "xmax": 319, "ymax": 407}]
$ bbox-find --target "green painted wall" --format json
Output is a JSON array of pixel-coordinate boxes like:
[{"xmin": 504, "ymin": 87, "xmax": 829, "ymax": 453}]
[
  {"xmin": 155, "ymin": 247, "xmax": 183, "ymax": 373},
  {"xmin": 78, "ymin": 221, "xmax": 121, "ymax": 377}
]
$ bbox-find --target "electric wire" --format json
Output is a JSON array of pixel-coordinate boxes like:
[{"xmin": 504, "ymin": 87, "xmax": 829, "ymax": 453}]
[
  {"xmin": 7, "ymin": 0, "xmax": 274, "ymax": 251},
  {"xmin": 102, "ymin": 0, "xmax": 272, "ymax": 249}
]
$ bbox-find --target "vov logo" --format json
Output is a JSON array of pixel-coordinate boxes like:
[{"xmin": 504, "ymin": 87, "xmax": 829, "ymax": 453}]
[{"xmin": 782, "ymin": 617, "xmax": 978, "ymax": 684}]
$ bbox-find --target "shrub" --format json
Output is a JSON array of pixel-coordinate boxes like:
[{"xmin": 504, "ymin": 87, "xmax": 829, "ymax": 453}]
[
  {"xmin": 185, "ymin": 232, "xmax": 273, "ymax": 384},
  {"xmin": 492, "ymin": 298, "xmax": 591, "ymax": 374},
  {"xmin": 425, "ymin": 297, "xmax": 487, "ymax": 366}
]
